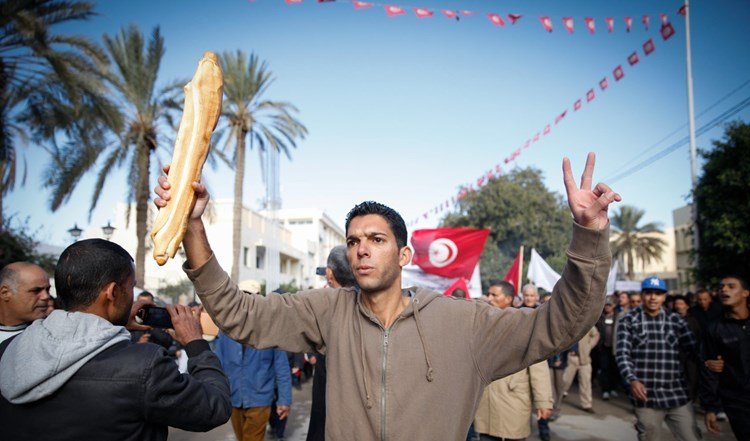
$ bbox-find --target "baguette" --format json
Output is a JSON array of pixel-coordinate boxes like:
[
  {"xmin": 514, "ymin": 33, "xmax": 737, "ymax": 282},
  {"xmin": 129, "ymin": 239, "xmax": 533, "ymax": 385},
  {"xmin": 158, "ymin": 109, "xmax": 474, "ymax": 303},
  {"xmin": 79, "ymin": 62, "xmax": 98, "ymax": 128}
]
[{"xmin": 150, "ymin": 51, "xmax": 223, "ymax": 265}]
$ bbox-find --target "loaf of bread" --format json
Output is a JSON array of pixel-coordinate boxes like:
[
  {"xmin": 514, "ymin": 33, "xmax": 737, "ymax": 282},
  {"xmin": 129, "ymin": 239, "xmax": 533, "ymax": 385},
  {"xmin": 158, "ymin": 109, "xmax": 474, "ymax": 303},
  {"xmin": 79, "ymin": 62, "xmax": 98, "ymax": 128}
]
[{"xmin": 150, "ymin": 51, "xmax": 223, "ymax": 265}]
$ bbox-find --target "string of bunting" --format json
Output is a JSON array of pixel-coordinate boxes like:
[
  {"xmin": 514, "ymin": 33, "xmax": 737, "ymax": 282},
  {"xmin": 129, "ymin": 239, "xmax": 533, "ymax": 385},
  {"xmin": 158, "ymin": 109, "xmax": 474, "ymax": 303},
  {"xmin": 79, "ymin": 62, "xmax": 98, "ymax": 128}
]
[
  {"xmin": 405, "ymin": 20, "xmax": 679, "ymax": 227},
  {"xmin": 279, "ymin": 0, "xmax": 687, "ymax": 35}
]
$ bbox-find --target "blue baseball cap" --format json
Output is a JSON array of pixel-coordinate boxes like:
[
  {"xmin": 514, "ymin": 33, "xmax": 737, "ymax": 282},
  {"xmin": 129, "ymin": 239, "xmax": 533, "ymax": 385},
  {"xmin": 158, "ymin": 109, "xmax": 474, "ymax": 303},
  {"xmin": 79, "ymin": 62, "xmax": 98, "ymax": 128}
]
[{"xmin": 641, "ymin": 277, "xmax": 667, "ymax": 293}]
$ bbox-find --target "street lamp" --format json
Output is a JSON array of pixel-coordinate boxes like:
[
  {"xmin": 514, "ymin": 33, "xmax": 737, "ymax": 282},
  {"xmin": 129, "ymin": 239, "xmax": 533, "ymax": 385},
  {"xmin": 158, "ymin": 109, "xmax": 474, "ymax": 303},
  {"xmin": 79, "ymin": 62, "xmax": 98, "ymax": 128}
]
[
  {"xmin": 101, "ymin": 221, "xmax": 115, "ymax": 241},
  {"xmin": 68, "ymin": 224, "xmax": 83, "ymax": 242}
]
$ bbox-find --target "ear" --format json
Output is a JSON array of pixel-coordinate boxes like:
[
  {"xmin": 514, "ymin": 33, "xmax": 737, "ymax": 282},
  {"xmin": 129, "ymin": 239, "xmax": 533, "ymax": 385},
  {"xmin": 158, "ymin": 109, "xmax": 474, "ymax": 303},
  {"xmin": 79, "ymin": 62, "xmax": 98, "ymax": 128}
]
[
  {"xmin": 325, "ymin": 267, "xmax": 336, "ymax": 287},
  {"xmin": 102, "ymin": 281, "xmax": 117, "ymax": 303},
  {"xmin": 0, "ymin": 285, "xmax": 11, "ymax": 301},
  {"xmin": 398, "ymin": 246, "xmax": 412, "ymax": 267}
]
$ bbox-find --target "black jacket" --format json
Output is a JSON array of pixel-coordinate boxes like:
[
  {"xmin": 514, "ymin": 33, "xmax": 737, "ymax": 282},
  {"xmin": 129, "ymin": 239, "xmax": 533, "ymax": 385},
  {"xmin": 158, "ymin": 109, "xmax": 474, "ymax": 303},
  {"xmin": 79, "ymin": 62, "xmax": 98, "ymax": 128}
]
[
  {"xmin": 0, "ymin": 338, "xmax": 231, "ymax": 441},
  {"xmin": 699, "ymin": 314, "xmax": 750, "ymax": 411}
]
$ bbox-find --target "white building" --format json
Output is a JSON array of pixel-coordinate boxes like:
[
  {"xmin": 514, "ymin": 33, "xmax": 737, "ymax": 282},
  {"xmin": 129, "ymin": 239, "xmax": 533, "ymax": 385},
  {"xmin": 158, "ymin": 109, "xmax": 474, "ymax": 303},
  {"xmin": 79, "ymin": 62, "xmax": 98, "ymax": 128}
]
[{"xmin": 109, "ymin": 201, "xmax": 344, "ymax": 294}]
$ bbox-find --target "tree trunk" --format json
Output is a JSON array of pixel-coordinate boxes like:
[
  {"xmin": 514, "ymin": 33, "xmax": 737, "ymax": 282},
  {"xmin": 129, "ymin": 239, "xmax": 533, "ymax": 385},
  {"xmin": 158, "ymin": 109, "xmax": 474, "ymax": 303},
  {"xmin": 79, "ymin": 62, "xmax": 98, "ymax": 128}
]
[
  {"xmin": 135, "ymin": 143, "xmax": 150, "ymax": 286},
  {"xmin": 231, "ymin": 130, "xmax": 247, "ymax": 282},
  {"xmin": 627, "ymin": 249, "xmax": 635, "ymax": 280}
]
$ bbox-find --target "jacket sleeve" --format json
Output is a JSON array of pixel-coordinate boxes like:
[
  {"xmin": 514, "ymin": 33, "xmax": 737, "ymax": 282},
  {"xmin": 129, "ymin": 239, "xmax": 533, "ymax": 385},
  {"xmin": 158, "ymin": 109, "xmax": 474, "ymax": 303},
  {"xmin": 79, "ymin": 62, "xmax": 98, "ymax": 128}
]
[
  {"xmin": 274, "ymin": 349, "xmax": 293, "ymax": 407},
  {"xmin": 529, "ymin": 361, "xmax": 554, "ymax": 410},
  {"xmin": 615, "ymin": 315, "xmax": 637, "ymax": 383},
  {"xmin": 698, "ymin": 326, "xmax": 722, "ymax": 412},
  {"xmin": 143, "ymin": 340, "xmax": 231, "ymax": 431},
  {"xmin": 184, "ymin": 254, "xmax": 338, "ymax": 353},
  {"xmin": 589, "ymin": 326, "xmax": 600, "ymax": 349},
  {"xmin": 471, "ymin": 223, "xmax": 610, "ymax": 382}
]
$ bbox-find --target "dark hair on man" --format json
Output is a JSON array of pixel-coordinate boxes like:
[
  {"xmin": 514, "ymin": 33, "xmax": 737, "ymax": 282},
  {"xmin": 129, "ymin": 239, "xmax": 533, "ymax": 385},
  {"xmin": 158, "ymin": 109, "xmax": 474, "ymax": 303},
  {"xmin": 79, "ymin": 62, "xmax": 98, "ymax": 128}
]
[
  {"xmin": 672, "ymin": 294, "xmax": 688, "ymax": 304},
  {"xmin": 0, "ymin": 264, "xmax": 19, "ymax": 290},
  {"xmin": 723, "ymin": 274, "xmax": 748, "ymax": 290},
  {"xmin": 345, "ymin": 201, "xmax": 408, "ymax": 249},
  {"xmin": 490, "ymin": 280, "xmax": 515, "ymax": 298},
  {"xmin": 327, "ymin": 245, "xmax": 357, "ymax": 288},
  {"xmin": 138, "ymin": 291, "xmax": 155, "ymax": 300},
  {"xmin": 55, "ymin": 239, "xmax": 134, "ymax": 310}
]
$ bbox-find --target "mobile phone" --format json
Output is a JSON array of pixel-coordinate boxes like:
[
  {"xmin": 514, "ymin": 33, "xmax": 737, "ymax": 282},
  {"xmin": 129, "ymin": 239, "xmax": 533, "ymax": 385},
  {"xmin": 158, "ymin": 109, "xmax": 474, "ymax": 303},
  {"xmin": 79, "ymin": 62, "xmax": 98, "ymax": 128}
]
[{"xmin": 137, "ymin": 305, "xmax": 173, "ymax": 328}]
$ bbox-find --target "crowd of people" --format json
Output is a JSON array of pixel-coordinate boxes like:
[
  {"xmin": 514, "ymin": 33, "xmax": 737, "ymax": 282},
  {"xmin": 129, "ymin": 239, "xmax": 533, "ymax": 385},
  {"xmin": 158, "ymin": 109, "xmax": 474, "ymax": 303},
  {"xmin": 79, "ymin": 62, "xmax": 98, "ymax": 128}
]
[{"xmin": 0, "ymin": 154, "xmax": 747, "ymax": 441}]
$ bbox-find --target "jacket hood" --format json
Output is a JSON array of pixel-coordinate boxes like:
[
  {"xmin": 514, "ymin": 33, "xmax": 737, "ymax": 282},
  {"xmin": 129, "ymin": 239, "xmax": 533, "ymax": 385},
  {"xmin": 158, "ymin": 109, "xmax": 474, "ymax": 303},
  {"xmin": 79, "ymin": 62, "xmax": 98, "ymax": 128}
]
[{"xmin": 0, "ymin": 310, "xmax": 130, "ymax": 404}]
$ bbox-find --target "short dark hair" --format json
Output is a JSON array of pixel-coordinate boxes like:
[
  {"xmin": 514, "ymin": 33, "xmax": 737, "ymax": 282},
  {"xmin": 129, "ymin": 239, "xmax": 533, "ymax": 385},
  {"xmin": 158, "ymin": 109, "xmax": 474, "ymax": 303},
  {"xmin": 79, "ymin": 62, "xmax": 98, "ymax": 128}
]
[
  {"xmin": 327, "ymin": 245, "xmax": 357, "ymax": 288},
  {"xmin": 138, "ymin": 291, "xmax": 154, "ymax": 300},
  {"xmin": 55, "ymin": 239, "xmax": 134, "ymax": 310},
  {"xmin": 723, "ymin": 274, "xmax": 748, "ymax": 290},
  {"xmin": 490, "ymin": 280, "xmax": 515, "ymax": 298},
  {"xmin": 0, "ymin": 264, "xmax": 19, "ymax": 291},
  {"xmin": 345, "ymin": 201, "xmax": 407, "ymax": 249}
]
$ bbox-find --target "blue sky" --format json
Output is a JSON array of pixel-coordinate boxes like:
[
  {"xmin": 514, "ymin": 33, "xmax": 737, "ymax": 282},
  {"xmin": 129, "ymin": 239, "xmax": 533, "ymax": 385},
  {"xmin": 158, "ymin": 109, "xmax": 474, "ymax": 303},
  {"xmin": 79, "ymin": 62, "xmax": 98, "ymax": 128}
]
[{"xmin": 7, "ymin": 0, "xmax": 750, "ymax": 246}]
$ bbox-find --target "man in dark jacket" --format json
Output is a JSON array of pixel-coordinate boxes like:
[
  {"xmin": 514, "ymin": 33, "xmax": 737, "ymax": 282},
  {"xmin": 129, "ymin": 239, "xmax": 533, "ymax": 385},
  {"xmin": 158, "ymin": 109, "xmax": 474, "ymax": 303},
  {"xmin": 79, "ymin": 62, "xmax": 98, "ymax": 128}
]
[
  {"xmin": 0, "ymin": 239, "xmax": 231, "ymax": 441},
  {"xmin": 700, "ymin": 274, "xmax": 750, "ymax": 439}
]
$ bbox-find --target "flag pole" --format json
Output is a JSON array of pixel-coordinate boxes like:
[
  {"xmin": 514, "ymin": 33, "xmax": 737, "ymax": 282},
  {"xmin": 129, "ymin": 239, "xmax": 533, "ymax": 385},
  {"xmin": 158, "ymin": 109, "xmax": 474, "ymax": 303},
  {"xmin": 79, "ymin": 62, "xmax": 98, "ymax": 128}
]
[
  {"xmin": 518, "ymin": 245, "xmax": 524, "ymax": 295},
  {"xmin": 684, "ymin": 0, "xmax": 700, "ymax": 263}
]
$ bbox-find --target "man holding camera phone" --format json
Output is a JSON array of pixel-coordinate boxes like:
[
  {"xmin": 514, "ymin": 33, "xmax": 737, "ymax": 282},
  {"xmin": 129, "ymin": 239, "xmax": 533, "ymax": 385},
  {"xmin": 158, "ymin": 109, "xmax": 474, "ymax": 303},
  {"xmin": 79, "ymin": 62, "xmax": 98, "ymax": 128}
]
[{"xmin": 0, "ymin": 239, "xmax": 231, "ymax": 441}]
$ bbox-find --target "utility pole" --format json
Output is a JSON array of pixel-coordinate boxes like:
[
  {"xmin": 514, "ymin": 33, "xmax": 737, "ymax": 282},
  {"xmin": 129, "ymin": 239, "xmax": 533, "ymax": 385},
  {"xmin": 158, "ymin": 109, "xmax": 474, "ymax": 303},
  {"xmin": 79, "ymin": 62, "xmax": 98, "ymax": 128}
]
[{"xmin": 683, "ymin": 0, "xmax": 700, "ymax": 269}]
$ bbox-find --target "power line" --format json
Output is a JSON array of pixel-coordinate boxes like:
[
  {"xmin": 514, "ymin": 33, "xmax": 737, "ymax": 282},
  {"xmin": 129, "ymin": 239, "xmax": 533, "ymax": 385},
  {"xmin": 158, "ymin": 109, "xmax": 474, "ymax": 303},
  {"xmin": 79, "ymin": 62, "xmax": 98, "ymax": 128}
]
[{"xmin": 606, "ymin": 95, "xmax": 750, "ymax": 184}]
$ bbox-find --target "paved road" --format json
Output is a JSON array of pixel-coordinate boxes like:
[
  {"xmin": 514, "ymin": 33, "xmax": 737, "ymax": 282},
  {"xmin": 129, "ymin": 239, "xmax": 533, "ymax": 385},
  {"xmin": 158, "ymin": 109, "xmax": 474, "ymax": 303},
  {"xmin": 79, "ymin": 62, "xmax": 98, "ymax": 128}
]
[{"xmin": 170, "ymin": 379, "xmax": 737, "ymax": 440}]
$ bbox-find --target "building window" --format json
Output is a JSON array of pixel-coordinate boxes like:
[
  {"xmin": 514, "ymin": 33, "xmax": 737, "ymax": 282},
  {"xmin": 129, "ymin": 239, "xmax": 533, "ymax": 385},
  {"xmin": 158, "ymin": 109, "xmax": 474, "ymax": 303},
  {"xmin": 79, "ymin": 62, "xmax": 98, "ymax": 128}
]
[
  {"xmin": 243, "ymin": 247, "xmax": 249, "ymax": 267},
  {"xmin": 256, "ymin": 246, "xmax": 266, "ymax": 269}
]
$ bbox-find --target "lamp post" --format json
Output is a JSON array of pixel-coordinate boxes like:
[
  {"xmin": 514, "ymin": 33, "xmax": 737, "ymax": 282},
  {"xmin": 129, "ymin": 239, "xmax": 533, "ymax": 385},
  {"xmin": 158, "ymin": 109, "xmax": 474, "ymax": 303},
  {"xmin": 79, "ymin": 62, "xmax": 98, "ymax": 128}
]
[
  {"xmin": 68, "ymin": 224, "xmax": 83, "ymax": 242},
  {"xmin": 102, "ymin": 221, "xmax": 116, "ymax": 241}
]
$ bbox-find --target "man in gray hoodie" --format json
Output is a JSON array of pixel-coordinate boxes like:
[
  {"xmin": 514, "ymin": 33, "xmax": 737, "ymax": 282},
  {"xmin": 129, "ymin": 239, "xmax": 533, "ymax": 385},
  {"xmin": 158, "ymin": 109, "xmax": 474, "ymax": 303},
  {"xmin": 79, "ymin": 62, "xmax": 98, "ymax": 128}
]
[
  {"xmin": 0, "ymin": 239, "xmax": 231, "ymax": 441},
  {"xmin": 154, "ymin": 152, "xmax": 619, "ymax": 441}
]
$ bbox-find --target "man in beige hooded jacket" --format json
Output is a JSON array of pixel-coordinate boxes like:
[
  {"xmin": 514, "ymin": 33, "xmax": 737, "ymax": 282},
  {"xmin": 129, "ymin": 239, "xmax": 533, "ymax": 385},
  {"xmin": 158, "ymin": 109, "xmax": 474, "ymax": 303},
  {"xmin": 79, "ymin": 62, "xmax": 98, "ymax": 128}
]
[{"xmin": 154, "ymin": 153, "xmax": 619, "ymax": 441}]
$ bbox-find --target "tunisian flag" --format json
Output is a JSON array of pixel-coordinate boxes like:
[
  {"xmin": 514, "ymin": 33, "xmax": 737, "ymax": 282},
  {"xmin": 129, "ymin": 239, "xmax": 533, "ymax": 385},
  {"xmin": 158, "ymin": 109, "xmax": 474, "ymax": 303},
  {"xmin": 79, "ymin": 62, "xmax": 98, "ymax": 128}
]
[{"xmin": 411, "ymin": 228, "xmax": 490, "ymax": 279}]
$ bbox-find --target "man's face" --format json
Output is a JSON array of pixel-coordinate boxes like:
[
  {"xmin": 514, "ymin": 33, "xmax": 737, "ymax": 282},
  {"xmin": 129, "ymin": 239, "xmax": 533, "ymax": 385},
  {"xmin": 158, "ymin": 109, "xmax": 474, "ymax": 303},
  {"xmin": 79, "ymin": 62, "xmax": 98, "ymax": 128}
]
[
  {"xmin": 112, "ymin": 272, "xmax": 136, "ymax": 326},
  {"xmin": 697, "ymin": 292, "xmax": 712, "ymax": 310},
  {"xmin": 603, "ymin": 303, "xmax": 614, "ymax": 315},
  {"xmin": 618, "ymin": 292, "xmax": 629, "ymax": 307},
  {"xmin": 0, "ymin": 264, "xmax": 51, "ymax": 325},
  {"xmin": 346, "ymin": 215, "xmax": 407, "ymax": 294},
  {"xmin": 719, "ymin": 277, "xmax": 749, "ymax": 309},
  {"xmin": 629, "ymin": 293, "xmax": 643, "ymax": 308},
  {"xmin": 642, "ymin": 290, "xmax": 666, "ymax": 316},
  {"xmin": 488, "ymin": 286, "xmax": 512, "ymax": 309},
  {"xmin": 673, "ymin": 299, "xmax": 689, "ymax": 317},
  {"xmin": 522, "ymin": 288, "xmax": 538, "ymax": 308}
]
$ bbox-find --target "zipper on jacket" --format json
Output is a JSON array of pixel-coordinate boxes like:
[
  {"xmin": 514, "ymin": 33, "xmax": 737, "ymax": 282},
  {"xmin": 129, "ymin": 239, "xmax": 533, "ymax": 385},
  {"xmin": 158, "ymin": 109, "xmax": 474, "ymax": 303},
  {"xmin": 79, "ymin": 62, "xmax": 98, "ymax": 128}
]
[{"xmin": 381, "ymin": 328, "xmax": 389, "ymax": 441}]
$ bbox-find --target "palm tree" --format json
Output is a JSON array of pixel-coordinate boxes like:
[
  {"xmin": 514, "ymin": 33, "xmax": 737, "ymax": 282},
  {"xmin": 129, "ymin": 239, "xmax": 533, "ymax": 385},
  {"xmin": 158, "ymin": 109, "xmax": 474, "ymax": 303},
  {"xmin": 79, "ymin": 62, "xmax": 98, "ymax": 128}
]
[
  {"xmin": 0, "ymin": 0, "xmax": 112, "ymax": 227},
  {"xmin": 44, "ymin": 25, "xmax": 176, "ymax": 284},
  {"xmin": 610, "ymin": 205, "xmax": 667, "ymax": 280},
  {"xmin": 217, "ymin": 50, "xmax": 307, "ymax": 282}
]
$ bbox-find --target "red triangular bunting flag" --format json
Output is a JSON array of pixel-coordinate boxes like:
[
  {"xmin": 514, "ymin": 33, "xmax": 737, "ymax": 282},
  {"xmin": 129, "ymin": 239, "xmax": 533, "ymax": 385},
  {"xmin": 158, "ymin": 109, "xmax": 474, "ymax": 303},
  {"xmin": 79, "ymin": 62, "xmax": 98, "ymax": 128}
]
[
  {"xmin": 563, "ymin": 17, "xmax": 574, "ymax": 34},
  {"xmin": 625, "ymin": 16, "xmax": 633, "ymax": 32},
  {"xmin": 660, "ymin": 13, "xmax": 669, "ymax": 25},
  {"xmin": 488, "ymin": 13, "xmax": 505, "ymax": 27},
  {"xmin": 442, "ymin": 9, "xmax": 458, "ymax": 20},
  {"xmin": 643, "ymin": 38, "xmax": 655, "ymax": 55},
  {"xmin": 543, "ymin": 124, "xmax": 551, "ymax": 135},
  {"xmin": 461, "ymin": 10, "xmax": 474, "ymax": 16},
  {"xmin": 317, "ymin": 0, "xmax": 335, "ymax": 3},
  {"xmin": 503, "ymin": 249, "xmax": 522, "ymax": 293},
  {"xmin": 414, "ymin": 7, "xmax": 433, "ymax": 18},
  {"xmin": 532, "ymin": 132, "xmax": 540, "ymax": 142},
  {"xmin": 495, "ymin": 164, "xmax": 502, "ymax": 173},
  {"xmin": 555, "ymin": 110, "xmax": 567, "ymax": 124},
  {"xmin": 586, "ymin": 89, "xmax": 595, "ymax": 102},
  {"xmin": 613, "ymin": 65, "xmax": 625, "ymax": 81},
  {"xmin": 599, "ymin": 77, "xmax": 609, "ymax": 91},
  {"xmin": 678, "ymin": 5, "xmax": 687, "ymax": 16},
  {"xmin": 352, "ymin": 1, "xmax": 373, "ymax": 9},
  {"xmin": 642, "ymin": 15, "xmax": 650, "ymax": 30},
  {"xmin": 539, "ymin": 16, "xmax": 553, "ymax": 32},
  {"xmin": 628, "ymin": 52, "xmax": 640, "ymax": 66},
  {"xmin": 508, "ymin": 14, "xmax": 522, "ymax": 24},
  {"xmin": 606, "ymin": 17, "xmax": 614, "ymax": 33},
  {"xmin": 286, "ymin": 0, "xmax": 303, "ymax": 4},
  {"xmin": 584, "ymin": 17, "xmax": 595, "ymax": 34},
  {"xmin": 661, "ymin": 22, "xmax": 675, "ymax": 40},
  {"xmin": 384, "ymin": 5, "xmax": 405, "ymax": 16},
  {"xmin": 574, "ymin": 99, "xmax": 582, "ymax": 111},
  {"xmin": 444, "ymin": 278, "xmax": 470, "ymax": 299}
]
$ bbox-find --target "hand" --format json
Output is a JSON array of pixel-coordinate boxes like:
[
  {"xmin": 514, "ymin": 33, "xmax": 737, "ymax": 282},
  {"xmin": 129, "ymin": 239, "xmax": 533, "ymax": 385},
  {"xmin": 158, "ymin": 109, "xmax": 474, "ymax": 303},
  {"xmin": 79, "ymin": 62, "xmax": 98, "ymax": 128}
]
[
  {"xmin": 705, "ymin": 356, "xmax": 724, "ymax": 373},
  {"xmin": 153, "ymin": 164, "xmax": 210, "ymax": 221},
  {"xmin": 137, "ymin": 333, "xmax": 151, "ymax": 344},
  {"xmin": 291, "ymin": 367, "xmax": 301, "ymax": 375},
  {"xmin": 309, "ymin": 355, "xmax": 317, "ymax": 365},
  {"xmin": 127, "ymin": 299, "xmax": 153, "ymax": 332},
  {"xmin": 562, "ymin": 153, "xmax": 622, "ymax": 230},
  {"xmin": 165, "ymin": 304, "xmax": 204, "ymax": 346},
  {"xmin": 537, "ymin": 408, "xmax": 552, "ymax": 420},
  {"xmin": 277, "ymin": 405, "xmax": 290, "ymax": 420},
  {"xmin": 630, "ymin": 380, "xmax": 648, "ymax": 402},
  {"xmin": 705, "ymin": 412, "xmax": 720, "ymax": 434}
]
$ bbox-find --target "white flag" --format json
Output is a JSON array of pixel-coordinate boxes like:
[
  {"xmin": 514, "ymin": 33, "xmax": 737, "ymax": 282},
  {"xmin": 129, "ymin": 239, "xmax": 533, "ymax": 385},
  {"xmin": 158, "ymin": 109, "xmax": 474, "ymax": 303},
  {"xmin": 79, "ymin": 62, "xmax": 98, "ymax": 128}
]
[
  {"xmin": 526, "ymin": 248, "xmax": 561, "ymax": 292},
  {"xmin": 606, "ymin": 260, "xmax": 619, "ymax": 295},
  {"xmin": 402, "ymin": 264, "xmax": 483, "ymax": 298}
]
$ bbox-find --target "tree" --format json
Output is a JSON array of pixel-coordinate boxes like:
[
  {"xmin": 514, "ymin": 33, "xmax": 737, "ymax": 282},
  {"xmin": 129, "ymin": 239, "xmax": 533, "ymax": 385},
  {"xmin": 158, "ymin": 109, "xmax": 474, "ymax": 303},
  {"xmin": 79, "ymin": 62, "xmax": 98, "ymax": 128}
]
[
  {"xmin": 0, "ymin": 215, "xmax": 56, "ymax": 272},
  {"xmin": 442, "ymin": 167, "xmax": 571, "ymax": 290},
  {"xmin": 610, "ymin": 205, "xmax": 666, "ymax": 280},
  {"xmin": 693, "ymin": 120, "xmax": 750, "ymax": 285},
  {"xmin": 0, "ymin": 0, "xmax": 114, "ymax": 227},
  {"xmin": 217, "ymin": 50, "xmax": 307, "ymax": 282},
  {"xmin": 44, "ymin": 25, "xmax": 176, "ymax": 284}
]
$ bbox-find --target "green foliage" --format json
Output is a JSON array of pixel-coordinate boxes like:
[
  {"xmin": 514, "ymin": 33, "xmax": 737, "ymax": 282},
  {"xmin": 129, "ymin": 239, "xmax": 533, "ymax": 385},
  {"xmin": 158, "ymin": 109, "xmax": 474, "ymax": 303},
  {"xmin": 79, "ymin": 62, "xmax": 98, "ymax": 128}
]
[
  {"xmin": 442, "ymin": 167, "xmax": 571, "ymax": 290},
  {"xmin": 157, "ymin": 279, "xmax": 194, "ymax": 304},
  {"xmin": 610, "ymin": 205, "xmax": 666, "ymax": 280},
  {"xmin": 694, "ymin": 120, "xmax": 750, "ymax": 285},
  {"xmin": 0, "ymin": 216, "xmax": 56, "ymax": 272}
]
